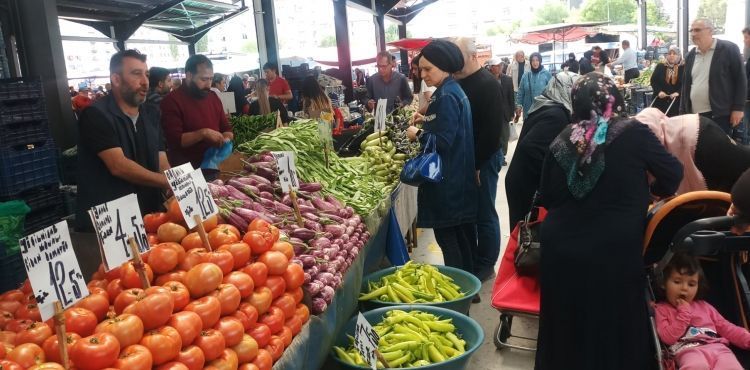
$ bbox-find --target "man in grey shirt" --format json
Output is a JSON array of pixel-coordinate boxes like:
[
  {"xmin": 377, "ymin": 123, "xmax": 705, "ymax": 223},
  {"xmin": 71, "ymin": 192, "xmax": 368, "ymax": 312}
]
[
  {"xmin": 366, "ymin": 51, "xmax": 413, "ymax": 112},
  {"xmin": 608, "ymin": 40, "xmax": 640, "ymax": 83}
]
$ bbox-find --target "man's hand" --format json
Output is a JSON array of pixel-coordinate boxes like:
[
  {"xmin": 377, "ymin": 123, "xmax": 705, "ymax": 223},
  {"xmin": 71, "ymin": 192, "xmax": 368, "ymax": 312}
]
[
  {"xmin": 730, "ymin": 110, "xmax": 744, "ymax": 127},
  {"xmin": 406, "ymin": 126, "xmax": 420, "ymax": 141},
  {"xmin": 367, "ymin": 99, "xmax": 376, "ymax": 111},
  {"xmin": 201, "ymin": 128, "xmax": 225, "ymax": 147}
]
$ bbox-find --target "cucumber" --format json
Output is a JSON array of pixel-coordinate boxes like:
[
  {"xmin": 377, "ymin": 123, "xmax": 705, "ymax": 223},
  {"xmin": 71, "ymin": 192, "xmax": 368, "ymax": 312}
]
[
  {"xmin": 365, "ymin": 131, "xmax": 386, "ymax": 141},
  {"xmin": 393, "ymin": 153, "xmax": 407, "ymax": 160}
]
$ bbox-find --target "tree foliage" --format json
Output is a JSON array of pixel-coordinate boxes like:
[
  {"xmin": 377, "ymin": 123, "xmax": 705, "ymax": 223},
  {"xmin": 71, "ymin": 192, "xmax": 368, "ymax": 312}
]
[
  {"xmin": 580, "ymin": 0, "xmax": 636, "ymax": 24},
  {"xmin": 319, "ymin": 35, "xmax": 337, "ymax": 48},
  {"xmin": 486, "ymin": 20, "xmax": 521, "ymax": 37},
  {"xmin": 533, "ymin": 1, "xmax": 570, "ymax": 26},
  {"xmin": 385, "ymin": 24, "xmax": 411, "ymax": 42},
  {"xmin": 697, "ymin": 0, "xmax": 727, "ymax": 32},
  {"xmin": 646, "ymin": 0, "xmax": 671, "ymax": 27},
  {"xmin": 241, "ymin": 40, "xmax": 258, "ymax": 54}
]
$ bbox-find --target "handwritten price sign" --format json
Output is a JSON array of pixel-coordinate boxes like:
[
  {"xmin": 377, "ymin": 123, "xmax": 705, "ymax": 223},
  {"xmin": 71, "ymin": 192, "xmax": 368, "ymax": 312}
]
[
  {"xmin": 354, "ymin": 312, "xmax": 380, "ymax": 370},
  {"xmin": 374, "ymin": 98, "xmax": 388, "ymax": 132},
  {"xmin": 165, "ymin": 163, "xmax": 218, "ymax": 229},
  {"xmin": 271, "ymin": 151, "xmax": 300, "ymax": 193},
  {"xmin": 19, "ymin": 221, "xmax": 89, "ymax": 321},
  {"xmin": 88, "ymin": 193, "xmax": 150, "ymax": 270}
]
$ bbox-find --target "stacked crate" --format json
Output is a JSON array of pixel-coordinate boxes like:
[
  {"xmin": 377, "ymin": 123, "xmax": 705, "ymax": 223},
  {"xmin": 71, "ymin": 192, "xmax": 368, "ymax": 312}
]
[{"xmin": 0, "ymin": 77, "xmax": 64, "ymax": 234}]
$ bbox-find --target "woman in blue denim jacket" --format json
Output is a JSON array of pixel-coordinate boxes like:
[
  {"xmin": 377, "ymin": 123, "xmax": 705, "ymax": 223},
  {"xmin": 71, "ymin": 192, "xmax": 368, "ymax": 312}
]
[
  {"xmin": 517, "ymin": 52, "xmax": 553, "ymax": 119},
  {"xmin": 406, "ymin": 40, "xmax": 479, "ymax": 275}
]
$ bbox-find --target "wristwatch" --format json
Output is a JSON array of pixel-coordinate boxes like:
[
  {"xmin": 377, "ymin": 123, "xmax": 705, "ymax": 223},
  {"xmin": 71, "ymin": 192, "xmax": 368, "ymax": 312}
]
[{"xmin": 416, "ymin": 129, "xmax": 423, "ymax": 138}]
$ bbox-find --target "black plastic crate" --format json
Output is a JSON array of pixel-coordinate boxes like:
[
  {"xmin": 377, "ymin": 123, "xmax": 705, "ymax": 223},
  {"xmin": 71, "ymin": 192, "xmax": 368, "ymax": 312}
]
[
  {"xmin": 0, "ymin": 98, "xmax": 48, "ymax": 124},
  {"xmin": 0, "ymin": 119, "xmax": 50, "ymax": 149},
  {"xmin": 0, "ymin": 78, "xmax": 44, "ymax": 102},
  {"xmin": 0, "ymin": 249, "xmax": 26, "ymax": 292},
  {"xmin": 0, "ymin": 184, "xmax": 61, "ymax": 212},
  {"xmin": 24, "ymin": 203, "xmax": 66, "ymax": 234},
  {"xmin": 0, "ymin": 139, "xmax": 59, "ymax": 196}
]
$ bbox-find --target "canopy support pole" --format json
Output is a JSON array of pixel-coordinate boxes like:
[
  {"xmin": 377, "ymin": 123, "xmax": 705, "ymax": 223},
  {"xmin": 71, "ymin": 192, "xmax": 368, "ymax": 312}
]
[
  {"xmin": 398, "ymin": 23, "xmax": 408, "ymax": 75},
  {"xmin": 333, "ymin": 0, "xmax": 354, "ymax": 103}
]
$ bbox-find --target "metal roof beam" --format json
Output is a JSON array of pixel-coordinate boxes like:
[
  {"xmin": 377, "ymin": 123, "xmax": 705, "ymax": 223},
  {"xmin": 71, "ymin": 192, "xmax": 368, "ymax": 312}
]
[
  {"xmin": 169, "ymin": 6, "xmax": 248, "ymax": 39},
  {"xmin": 187, "ymin": 0, "xmax": 238, "ymax": 11}
]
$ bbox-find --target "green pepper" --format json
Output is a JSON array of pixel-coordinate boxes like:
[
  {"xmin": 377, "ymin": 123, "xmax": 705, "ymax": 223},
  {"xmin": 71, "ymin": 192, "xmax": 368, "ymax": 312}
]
[{"xmin": 334, "ymin": 346, "xmax": 356, "ymax": 364}]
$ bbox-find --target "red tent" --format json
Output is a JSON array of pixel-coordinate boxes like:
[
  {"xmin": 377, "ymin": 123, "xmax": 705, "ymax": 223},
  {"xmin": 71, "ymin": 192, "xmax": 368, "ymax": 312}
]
[
  {"xmin": 386, "ymin": 38, "xmax": 432, "ymax": 51},
  {"xmin": 512, "ymin": 22, "xmax": 607, "ymax": 45}
]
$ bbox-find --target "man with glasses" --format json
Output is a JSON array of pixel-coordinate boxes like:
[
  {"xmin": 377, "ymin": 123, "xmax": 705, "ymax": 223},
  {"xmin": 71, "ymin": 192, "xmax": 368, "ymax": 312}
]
[
  {"xmin": 680, "ymin": 18, "xmax": 747, "ymax": 138},
  {"xmin": 366, "ymin": 51, "xmax": 412, "ymax": 112},
  {"xmin": 75, "ymin": 49, "xmax": 171, "ymax": 232}
]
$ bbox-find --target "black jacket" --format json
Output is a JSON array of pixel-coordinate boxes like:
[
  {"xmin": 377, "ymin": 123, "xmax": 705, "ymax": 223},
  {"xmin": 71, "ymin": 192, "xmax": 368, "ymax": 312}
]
[
  {"xmin": 457, "ymin": 68, "xmax": 508, "ymax": 167},
  {"xmin": 680, "ymin": 39, "xmax": 747, "ymax": 116},
  {"xmin": 498, "ymin": 75, "xmax": 515, "ymax": 124}
]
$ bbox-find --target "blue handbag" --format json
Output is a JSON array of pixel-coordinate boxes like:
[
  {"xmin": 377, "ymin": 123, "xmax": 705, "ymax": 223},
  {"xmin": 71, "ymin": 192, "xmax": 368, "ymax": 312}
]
[{"xmin": 399, "ymin": 133, "xmax": 443, "ymax": 186}]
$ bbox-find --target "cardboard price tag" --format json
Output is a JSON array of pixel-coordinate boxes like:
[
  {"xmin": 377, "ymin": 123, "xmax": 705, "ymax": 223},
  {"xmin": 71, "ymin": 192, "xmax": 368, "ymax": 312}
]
[
  {"xmin": 165, "ymin": 164, "xmax": 219, "ymax": 229},
  {"xmin": 374, "ymin": 98, "xmax": 388, "ymax": 132},
  {"xmin": 19, "ymin": 221, "xmax": 89, "ymax": 321},
  {"xmin": 355, "ymin": 312, "xmax": 380, "ymax": 370},
  {"xmin": 271, "ymin": 151, "xmax": 300, "ymax": 193},
  {"xmin": 88, "ymin": 193, "xmax": 150, "ymax": 271}
]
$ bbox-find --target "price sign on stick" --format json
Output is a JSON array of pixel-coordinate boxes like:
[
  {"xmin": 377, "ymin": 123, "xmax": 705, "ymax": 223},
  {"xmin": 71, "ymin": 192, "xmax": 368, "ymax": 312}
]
[
  {"xmin": 165, "ymin": 164, "xmax": 219, "ymax": 229},
  {"xmin": 374, "ymin": 99, "xmax": 388, "ymax": 133},
  {"xmin": 355, "ymin": 312, "xmax": 383, "ymax": 370},
  {"xmin": 271, "ymin": 151, "xmax": 300, "ymax": 193},
  {"xmin": 19, "ymin": 221, "xmax": 89, "ymax": 321},
  {"xmin": 88, "ymin": 193, "xmax": 150, "ymax": 270}
]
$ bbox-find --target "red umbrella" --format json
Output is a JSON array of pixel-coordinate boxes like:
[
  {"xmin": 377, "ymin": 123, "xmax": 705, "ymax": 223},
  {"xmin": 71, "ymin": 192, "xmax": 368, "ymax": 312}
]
[
  {"xmin": 386, "ymin": 38, "xmax": 433, "ymax": 51},
  {"xmin": 512, "ymin": 22, "xmax": 607, "ymax": 67}
]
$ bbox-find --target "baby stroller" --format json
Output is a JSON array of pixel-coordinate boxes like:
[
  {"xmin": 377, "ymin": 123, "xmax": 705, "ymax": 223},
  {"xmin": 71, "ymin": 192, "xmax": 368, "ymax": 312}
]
[
  {"xmin": 491, "ymin": 191, "xmax": 735, "ymax": 353},
  {"xmin": 644, "ymin": 191, "xmax": 750, "ymax": 369}
]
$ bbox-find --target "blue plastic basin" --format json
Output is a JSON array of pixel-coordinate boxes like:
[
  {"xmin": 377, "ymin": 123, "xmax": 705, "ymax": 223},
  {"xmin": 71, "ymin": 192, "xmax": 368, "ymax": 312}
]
[
  {"xmin": 360, "ymin": 265, "xmax": 481, "ymax": 315},
  {"xmin": 331, "ymin": 305, "xmax": 484, "ymax": 370}
]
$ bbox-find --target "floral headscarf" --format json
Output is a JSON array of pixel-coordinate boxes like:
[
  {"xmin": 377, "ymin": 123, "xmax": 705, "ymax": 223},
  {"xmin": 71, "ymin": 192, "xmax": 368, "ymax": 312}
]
[
  {"xmin": 665, "ymin": 46, "xmax": 683, "ymax": 85},
  {"xmin": 550, "ymin": 72, "xmax": 636, "ymax": 199}
]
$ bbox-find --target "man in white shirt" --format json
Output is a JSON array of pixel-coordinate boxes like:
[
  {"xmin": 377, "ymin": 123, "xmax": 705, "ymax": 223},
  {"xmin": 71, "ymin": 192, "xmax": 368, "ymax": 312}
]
[{"xmin": 608, "ymin": 40, "xmax": 640, "ymax": 83}]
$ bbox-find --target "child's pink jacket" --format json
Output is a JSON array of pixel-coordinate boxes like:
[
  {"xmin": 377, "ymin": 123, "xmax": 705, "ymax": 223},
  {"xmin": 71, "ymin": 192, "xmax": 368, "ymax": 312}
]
[{"xmin": 655, "ymin": 300, "xmax": 750, "ymax": 354}]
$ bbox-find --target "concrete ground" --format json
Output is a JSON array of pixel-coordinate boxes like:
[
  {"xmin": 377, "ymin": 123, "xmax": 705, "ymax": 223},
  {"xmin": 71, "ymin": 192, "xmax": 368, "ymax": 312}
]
[{"xmin": 410, "ymin": 137, "xmax": 538, "ymax": 369}]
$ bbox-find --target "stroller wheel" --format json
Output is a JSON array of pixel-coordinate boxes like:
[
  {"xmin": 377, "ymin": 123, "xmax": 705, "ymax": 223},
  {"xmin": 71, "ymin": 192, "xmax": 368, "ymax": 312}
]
[{"xmin": 494, "ymin": 314, "xmax": 512, "ymax": 349}]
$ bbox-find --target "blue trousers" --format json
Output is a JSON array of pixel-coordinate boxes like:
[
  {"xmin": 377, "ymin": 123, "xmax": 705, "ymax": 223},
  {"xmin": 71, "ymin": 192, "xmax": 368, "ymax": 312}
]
[{"xmin": 474, "ymin": 149, "xmax": 504, "ymax": 281}]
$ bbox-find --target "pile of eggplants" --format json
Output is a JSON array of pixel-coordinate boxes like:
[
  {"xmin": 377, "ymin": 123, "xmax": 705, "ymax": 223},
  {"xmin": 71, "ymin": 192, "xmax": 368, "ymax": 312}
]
[{"xmin": 209, "ymin": 152, "xmax": 370, "ymax": 314}]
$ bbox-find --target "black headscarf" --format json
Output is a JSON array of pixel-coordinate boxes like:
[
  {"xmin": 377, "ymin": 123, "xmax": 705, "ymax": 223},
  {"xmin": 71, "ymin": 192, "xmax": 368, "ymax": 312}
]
[
  {"xmin": 226, "ymin": 75, "xmax": 247, "ymax": 115},
  {"xmin": 420, "ymin": 40, "xmax": 464, "ymax": 74},
  {"xmin": 529, "ymin": 52, "xmax": 544, "ymax": 73}
]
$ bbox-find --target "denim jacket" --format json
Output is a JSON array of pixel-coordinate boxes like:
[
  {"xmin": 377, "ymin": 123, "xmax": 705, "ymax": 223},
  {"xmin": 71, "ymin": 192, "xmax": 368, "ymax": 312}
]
[
  {"xmin": 416, "ymin": 77, "xmax": 478, "ymax": 228},
  {"xmin": 517, "ymin": 69, "xmax": 552, "ymax": 118}
]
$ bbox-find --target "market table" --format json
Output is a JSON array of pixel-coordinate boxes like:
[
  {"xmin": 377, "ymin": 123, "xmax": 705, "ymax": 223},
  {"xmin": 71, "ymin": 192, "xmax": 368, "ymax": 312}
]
[{"xmin": 390, "ymin": 183, "xmax": 418, "ymax": 250}]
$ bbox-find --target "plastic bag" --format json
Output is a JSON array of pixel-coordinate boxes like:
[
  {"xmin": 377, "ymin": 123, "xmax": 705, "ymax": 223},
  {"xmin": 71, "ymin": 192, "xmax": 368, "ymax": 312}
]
[
  {"xmin": 0, "ymin": 200, "xmax": 31, "ymax": 255},
  {"xmin": 201, "ymin": 140, "xmax": 234, "ymax": 170}
]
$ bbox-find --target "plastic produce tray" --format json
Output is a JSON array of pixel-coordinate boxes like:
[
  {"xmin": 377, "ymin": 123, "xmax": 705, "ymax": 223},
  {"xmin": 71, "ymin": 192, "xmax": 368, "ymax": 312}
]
[
  {"xmin": 0, "ymin": 77, "xmax": 44, "ymax": 101},
  {"xmin": 24, "ymin": 203, "xmax": 66, "ymax": 234},
  {"xmin": 0, "ymin": 119, "xmax": 50, "ymax": 149},
  {"xmin": 0, "ymin": 139, "xmax": 59, "ymax": 196}
]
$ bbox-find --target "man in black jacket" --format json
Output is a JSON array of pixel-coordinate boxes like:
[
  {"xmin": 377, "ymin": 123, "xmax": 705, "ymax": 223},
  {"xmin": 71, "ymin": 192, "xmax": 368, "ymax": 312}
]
[
  {"xmin": 741, "ymin": 26, "xmax": 750, "ymax": 145},
  {"xmin": 452, "ymin": 38, "xmax": 508, "ymax": 286},
  {"xmin": 680, "ymin": 18, "xmax": 747, "ymax": 137},
  {"xmin": 486, "ymin": 58, "xmax": 516, "ymax": 124}
]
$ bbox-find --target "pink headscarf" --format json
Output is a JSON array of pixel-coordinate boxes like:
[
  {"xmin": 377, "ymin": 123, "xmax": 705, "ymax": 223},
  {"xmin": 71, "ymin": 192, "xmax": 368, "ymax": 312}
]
[{"xmin": 635, "ymin": 108, "xmax": 706, "ymax": 195}]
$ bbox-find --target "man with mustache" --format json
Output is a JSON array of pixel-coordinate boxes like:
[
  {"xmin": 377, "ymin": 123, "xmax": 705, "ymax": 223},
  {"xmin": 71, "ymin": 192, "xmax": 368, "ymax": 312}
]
[
  {"xmin": 75, "ymin": 49, "xmax": 171, "ymax": 232},
  {"xmin": 161, "ymin": 54, "xmax": 233, "ymax": 180}
]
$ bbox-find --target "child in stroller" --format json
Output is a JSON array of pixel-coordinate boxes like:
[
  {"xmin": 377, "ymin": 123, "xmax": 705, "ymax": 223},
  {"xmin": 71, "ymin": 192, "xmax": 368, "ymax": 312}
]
[{"xmin": 655, "ymin": 253, "xmax": 750, "ymax": 369}]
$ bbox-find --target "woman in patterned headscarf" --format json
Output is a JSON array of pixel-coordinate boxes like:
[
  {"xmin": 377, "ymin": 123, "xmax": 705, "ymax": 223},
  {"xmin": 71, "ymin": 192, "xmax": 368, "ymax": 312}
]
[
  {"xmin": 534, "ymin": 73, "xmax": 683, "ymax": 370},
  {"xmin": 650, "ymin": 46, "xmax": 684, "ymax": 116}
]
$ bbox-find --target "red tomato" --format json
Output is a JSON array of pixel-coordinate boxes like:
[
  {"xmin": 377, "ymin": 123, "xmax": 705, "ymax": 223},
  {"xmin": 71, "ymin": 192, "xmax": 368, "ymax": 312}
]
[
  {"xmin": 123, "ymin": 292, "xmax": 174, "ymax": 330},
  {"xmin": 223, "ymin": 271, "xmax": 254, "ymax": 299},
  {"xmin": 0, "ymin": 291, "xmax": 23, "ymax": 303},
  {"xmin": 149, "ymin": 244, "xmax": 181, "ymax": 274},
  {"xmin": 239, "ymin": 365, "xmax": 260, "ymax": 370},
  {"xmin": 0, "ymin": 310, "xmax": 13, "ymax": 330},
  {"xmin": 15, "ymin": 322, "xmax": 52, "ymax": 346},
  {"xmin": 237, "ymin": 304, "xmax": 259, "ymax": 329},
  {"xmin": 155, "ymin": 361, "xmax": 189, "ymax": 370},
  {"xmin": 241, "ymin": 263, "xmax": 267, "ymax": 288},
  {"xmin": 178, "ymin": 248, "xmax": 209, "ymax": 271},
  {"xmin": 20, "ymin": 280, "xmax": 31, "ymax": 295},
  {"xmin": 144, "ymin": 212, "xmax": 170, "ymax": 233},
  {"xmin": 215, "ymin": 224, "xmax": 241, "ymax": 239},
  {"xmin": 218, "ymin": 243, "xmax": 251, "ymax": 270},
  {"xmin": 207, "ymin": 250, "xmax": 235, "ymax": 276},
  {"xmin": 7, "ymin": 343, "xmax": 45, "ymax": 368},
  {"xmin": 242, "ymin": 231, "xmax": 271, "ymax": 256},
  {"xmin": 155, "ymin": 270, "xmax": 187, "ymax": 285},
  {"xmin": 247, "ymin": 219, "xmax": 270, "ymax": 235},
  {"xmin": 207, "ymin": 227, "xmax": 240, "ymax": 249},
  {"xmin": 295, "ymin": 304, "xmax": 310, "ymax": 323},
  {"xmin": 0, "ymin": 359, "xmax": 23, "ymax": 370},
  {"xmin": 247, "ymin": 324, "xmax": 271, "ymax": 348},
  {"xmin": 87, "ymin": 279, "xmax": 108, "ymax": 291},
  {"xmin": 184, "ymin": 296, "xmax": 221, "ymax": 330},
  {"xmin": 259, "ymin": 307, "xmax": 285, "ymax": 335},
  {"xmin": 232, "ymin": 334, "xmax": 258, "ymax": 364},
  {"xmin": 76, "ymin": 291, "xmax": 110, "ymax": 322},
  {"xmin": 139, "ymin": 327, "xmax": 181, "ymax": 365},
  {"xmin": 27, "ymin": 362, "xmax": 65, "ymax": 370},
  {"xmin": 106, "ymin": 279, "xmax": 125, "ymax": 305},
  {"xmin": 69, "ymin": 333, "xmax": 120, "ymax": 370},
  {"xmin": 278, "ymin": 326, "xmax": 293, "ymax": 348},
  {"xmin": 265, "ymin": 335, "xmax": 284, "ymax": 361},
  {"xmin": 63, "ymin": 308, "xmax": 98, "ymax": 337},
  {"xmin": 270, "ymin": 241, "xmax": 294, "ymax": 260},
  {"xmin": 95, "ymin": 313, "xmax": 144, "ymax": 349},
  {"xmin": 0, "ymin": 330, "xmax": 17, "ymax": 346},
  {"xmin": 210, "ymin": 284, "xmax": 241, "ymax": 317},
  {"xmin": 247, "ymin": 287, "xmax": 272, "ymax": 316},
  {"xmin": 184, "ymin": 263, "xmax": 223, "ymax": 298},
  {"xmin": 272, "ymin": 294, "xmax": 296, "ymax": 320},
  {"xmin": 157, "ymin": 281, "xmax": 188, "ymax": 312},
  {"xmin": 113, "ymin": 344, "xmax": 152, "ymax": 370},
  {"xmin": 5, "ymin": 319, "xmax": 33, "ymax": 333},
  {"xmin": 208, "ymin": 348, "xmax": 239, "ymax": 370},
  {"xmin": 180, "ymin": 233, "xmax": 204, "ymax": 251},
  {"xmin": 175, "ymin": 345, "xmax": 205, "ymax": 370},
  {"xmin": 250, "ymin": 348, "xmax": 273, "ymax": 370},
  {"xmin": 213, "ymin": 317, "xmax": 244, "ymax": 347},
  {"xmin": 42, "ymin": 332, "xmax": 80, "ymax": 364},
  {"xmin": 113, "ymin": 288, "xmax": 145, "ymax": 315},
  {"xmin": 0, "ymin": 302, "xmax": 21, "ymax": 315},
  {"xmin": 284, "ymin": 315, "xmax": 303, "ymax": 336},
  {"xmin": 193, "ymin": 329, "xmax": 225, "ymax": 361},
  {"xmin": 157, "ymin": 222, "xmax": 188, "ymax": 243},
  {"xmin": 202, "ymin": 216, "xmax": 219, "ymax": 232},
  {"xmin": 283, "ymin": 264, "xmax": 304, "ymax": 291},
  {"xmin": 265, "ymin": 276, "xmax": 286, "ymax": 300},
  {"xmin": 166, "ymin": 200, "xmax": 183, "ymax": 223},
  {"xmin": 148, "ymin": 234, "xmax": 160, "ymax": 246},
  {"xmin": 230, "ymin": 310, "xmax": 252, "ymax": 332},
  {"xmin": 257, "ymin": 251, "xmax": 288, "ymax": 276},
  {"xmin": 119, "ymin": 262, "xmax": 154, "ymax": 289},
  {"xmin": 168, "ymin": 311, "xmax": 202, "ymax": 347},
  {"xmin": 15, "ymin": 304, "xmax": 41, "ymax": 322}
]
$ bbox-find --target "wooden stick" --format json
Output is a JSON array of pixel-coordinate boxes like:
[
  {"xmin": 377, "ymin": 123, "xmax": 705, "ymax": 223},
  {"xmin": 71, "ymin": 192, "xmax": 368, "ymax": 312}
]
[
  {"xmin": 289, "ymin": 191, "xmax": 304, "ymax": 227},
  {"xmin": 128, "ymin": 237, "xmax": 151, "ymax": 289},
  {"xmin": 375, "ymin": 350, "xmax": 391, "ymax": 368},
  {"xmin": 54, "ymin": 301, "xmax": 70, "ymax": 370},
  {"xmin": 193, "ymin": 215, "xmax": 212, "ymax": 252},
  {"xmin": 163, "ymin": 196, "xmax": 175, "ymax": 210}
]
